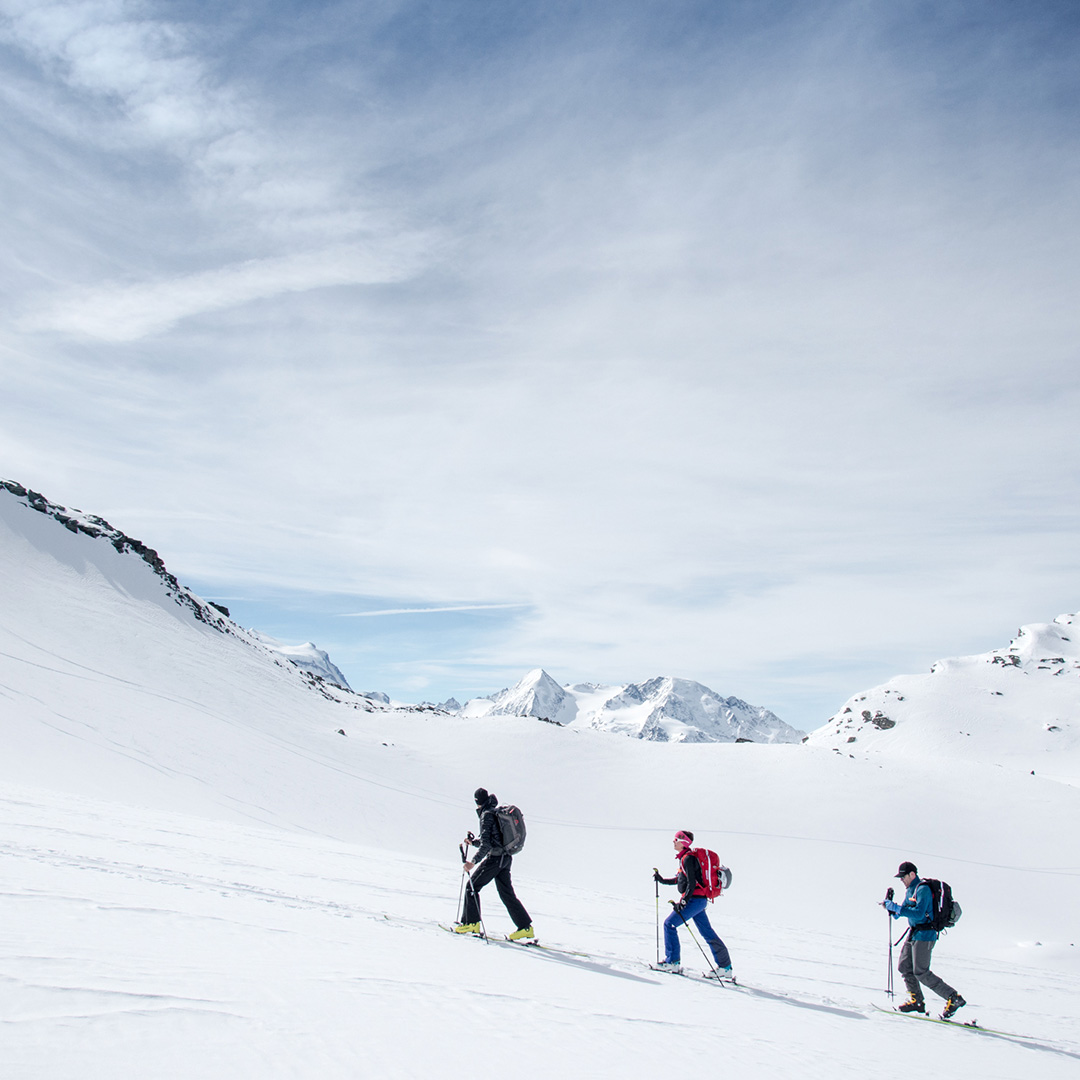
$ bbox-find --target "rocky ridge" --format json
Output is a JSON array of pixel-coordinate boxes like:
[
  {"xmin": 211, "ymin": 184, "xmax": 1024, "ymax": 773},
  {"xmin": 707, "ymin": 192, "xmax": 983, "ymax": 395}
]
[
  {"xmin": 805, "ymin": 613, "xmax": 1080, "ymax": 780},
  {"xmin": 0, "ymin": 480, "xmax": 389, "ymax": 711}
]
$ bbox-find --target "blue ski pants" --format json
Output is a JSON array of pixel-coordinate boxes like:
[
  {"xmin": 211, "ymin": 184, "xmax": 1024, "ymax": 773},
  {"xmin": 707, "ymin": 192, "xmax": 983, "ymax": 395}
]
[{"xmin": 663, "ymin": 896, "xmax": 731, "ymax": 967}]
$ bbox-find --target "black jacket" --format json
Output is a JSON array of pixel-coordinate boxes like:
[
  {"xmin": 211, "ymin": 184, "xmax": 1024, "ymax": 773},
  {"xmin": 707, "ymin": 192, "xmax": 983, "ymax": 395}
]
[
  {"xmin": 658, "ymin": 850, "xmax": 703, "ymax": 904},
  {"xmin": 473, "ymin": 794, "xmax": 506, "ymax": 864}
]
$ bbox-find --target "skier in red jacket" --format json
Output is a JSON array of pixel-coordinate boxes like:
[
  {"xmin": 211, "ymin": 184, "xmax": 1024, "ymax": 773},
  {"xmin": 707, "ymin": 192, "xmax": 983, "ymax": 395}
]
[{"xmin": 654, "ymin": 830, "xmax": 732, "ymax": 977}]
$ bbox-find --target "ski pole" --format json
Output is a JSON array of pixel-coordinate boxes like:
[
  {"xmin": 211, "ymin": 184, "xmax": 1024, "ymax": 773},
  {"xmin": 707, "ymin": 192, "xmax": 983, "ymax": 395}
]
[
  {"xmin": 456, "ymin": 841, "xmax": 469, "ymax": 923},
  {"xmin": 654, "ymin": 871, "xmax": 660, "ymax": 965},
  {"xmin": 886, "ymin": 909, "xmax": 894, "ymax": 998},
  {"xmin": 461, "ymin": 875, "xmax": 487, "ymax": 940},
  {"xmin": 673, "ymin": 902, "xmax": 717, "ymax": 974},
  {"xmin": 883, "ymin": 886, "xmax": 895, "ymax": 998},
  {"xmin": 459, "ymin": 841, "xmax": 489, "ymax": 943}
]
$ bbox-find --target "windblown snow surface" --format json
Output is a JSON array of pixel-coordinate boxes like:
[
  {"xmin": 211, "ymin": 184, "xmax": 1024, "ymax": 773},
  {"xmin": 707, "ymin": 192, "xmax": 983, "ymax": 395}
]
[{"xmin": 1, "ymin": 485, "xmax": 1078, "ymax": 1079}]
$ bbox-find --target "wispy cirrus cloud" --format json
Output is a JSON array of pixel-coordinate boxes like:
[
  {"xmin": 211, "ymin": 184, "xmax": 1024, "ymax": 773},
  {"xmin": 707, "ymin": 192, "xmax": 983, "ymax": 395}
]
[
  {"xmin": 1, "ymin": 0, "xmax": 241, "ymax": 146},
  {"xmin": 20, "ymin": 237, "xmax": 438, "ymax": 340},
  {"xmin": 340, "ymin": 604, "xmax": 527, "ymax": 618},
  {"xmin": 2, "ymin": 0, "xmax": 437, "ymax": 333}
]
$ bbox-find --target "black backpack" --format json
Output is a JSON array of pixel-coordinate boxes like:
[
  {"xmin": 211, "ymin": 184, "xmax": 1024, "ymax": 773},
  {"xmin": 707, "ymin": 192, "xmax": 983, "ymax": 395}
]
[
  {"xmin": 493, "ymin": 804, "xmax": 527, "ymax": 855},
  {"xmin": 919, "ymin": 878, "xmax": 962, "ymax": 932}
]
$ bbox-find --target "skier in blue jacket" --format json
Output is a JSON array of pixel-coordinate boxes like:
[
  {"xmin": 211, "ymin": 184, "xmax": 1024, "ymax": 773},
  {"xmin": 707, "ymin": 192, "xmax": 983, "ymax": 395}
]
[{"xmin": 883, "ymin": 861, "xmax": 966, "ymax": 1018}]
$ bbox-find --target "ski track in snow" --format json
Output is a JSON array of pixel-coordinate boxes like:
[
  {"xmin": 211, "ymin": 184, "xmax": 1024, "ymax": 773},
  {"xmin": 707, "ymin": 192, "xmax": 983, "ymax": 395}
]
[{"xmin": 2, "ymin": 789, "xmax": 1079, "ymax": 1079}]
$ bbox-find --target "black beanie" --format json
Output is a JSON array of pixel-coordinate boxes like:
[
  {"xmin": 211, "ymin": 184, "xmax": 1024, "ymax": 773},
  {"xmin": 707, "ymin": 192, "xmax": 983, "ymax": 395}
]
[{"xmin": 474, "ymin": 788, "xmax": 489, "ymax": 804}]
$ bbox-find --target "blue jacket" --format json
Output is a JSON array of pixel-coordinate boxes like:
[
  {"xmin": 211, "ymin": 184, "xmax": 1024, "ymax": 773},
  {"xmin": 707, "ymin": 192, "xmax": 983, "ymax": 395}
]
[{"xmin": 885, "ymin": 877, "xmax": 938, "ymax": 941}]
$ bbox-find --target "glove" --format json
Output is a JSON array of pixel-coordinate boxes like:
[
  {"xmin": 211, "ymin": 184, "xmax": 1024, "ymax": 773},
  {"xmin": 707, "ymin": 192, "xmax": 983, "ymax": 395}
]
[
  {"xmin": 669, "ymin": 899, "xmax": 685, "ymax": 913},
  {"xmin": 653, "ymin": 868, "xmax": 662, "ymax": 882}
]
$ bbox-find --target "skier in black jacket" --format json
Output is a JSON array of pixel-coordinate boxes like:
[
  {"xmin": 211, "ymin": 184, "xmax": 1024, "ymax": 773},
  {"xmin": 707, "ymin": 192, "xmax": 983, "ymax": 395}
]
[{"xmin": 456, "ymin": 788, "xmax": 534, "ymax": 939}]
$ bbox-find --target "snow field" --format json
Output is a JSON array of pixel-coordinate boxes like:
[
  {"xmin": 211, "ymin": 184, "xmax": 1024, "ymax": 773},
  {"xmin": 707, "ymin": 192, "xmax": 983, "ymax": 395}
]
[
  {"xmin": 2, "ymin": 487, "xmax": 1079, "ymax": 1077},
  {"xmin": 2, "ymin": 785, "xmax": 1078, "ymax": 1080}
]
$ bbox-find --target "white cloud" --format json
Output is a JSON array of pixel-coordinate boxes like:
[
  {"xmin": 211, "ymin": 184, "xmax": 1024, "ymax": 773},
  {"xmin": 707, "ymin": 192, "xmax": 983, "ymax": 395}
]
[
  {"xmin": 1, "ymin": 0, "xmax": 239, "ymax": 144},
  {"xmin": 2, "ymin": 0, "xmax": 430, "ymax": 327},
  {"xmin": 340, "ymin": 605, "xmax": 526, "ymax": 618},
  {"xmin": 20, "ymin": 236, "xmax": 437, "ymax": 340}
]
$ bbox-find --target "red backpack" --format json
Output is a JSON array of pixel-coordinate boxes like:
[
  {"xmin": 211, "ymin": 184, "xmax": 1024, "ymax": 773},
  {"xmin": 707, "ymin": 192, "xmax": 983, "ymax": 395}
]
[{"xmin": 683, "ymin": 847, "xmax": 731, "ymax": 900}]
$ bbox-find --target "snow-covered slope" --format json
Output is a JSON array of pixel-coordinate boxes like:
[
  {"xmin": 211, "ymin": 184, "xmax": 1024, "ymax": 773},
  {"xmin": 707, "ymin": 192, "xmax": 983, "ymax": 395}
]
[
  {"xmin": 460, "ymin": 669, "xmax": 804, "ymax": 743},
  {"xmin": 2, "ymin": 481, "xmax": 1079, "ymax": 1079},
  {"xmin": 806, "ymin": 614, "xmax": 1080, "ymax": 784},
  {"xmin": 0, "ymin": 480, "xmax": 364, "ymax": 706},
  {"xmin": 0, "ymin": 480, "xmax": 238, "ymax": 634}
]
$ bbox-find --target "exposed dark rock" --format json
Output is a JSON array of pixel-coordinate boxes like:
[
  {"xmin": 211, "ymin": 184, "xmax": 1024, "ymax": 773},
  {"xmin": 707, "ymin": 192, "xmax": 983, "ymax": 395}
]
[{"xmin": 1, "ymin": 479, "xmax": 231, "ymax": 634}]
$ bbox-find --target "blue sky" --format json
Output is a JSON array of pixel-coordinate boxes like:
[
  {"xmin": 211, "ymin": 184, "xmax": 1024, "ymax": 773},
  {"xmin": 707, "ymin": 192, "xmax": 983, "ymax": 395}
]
[{"xmin": 3, "ymin": 0, "xmax": 1079, "ymax": 727}]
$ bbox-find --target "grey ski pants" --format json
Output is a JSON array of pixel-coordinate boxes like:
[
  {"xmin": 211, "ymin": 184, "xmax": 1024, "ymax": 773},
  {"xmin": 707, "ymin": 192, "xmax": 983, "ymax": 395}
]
[{"xmin": 898, "ymin": 938, "xmax": 957, "ymax": 1002}]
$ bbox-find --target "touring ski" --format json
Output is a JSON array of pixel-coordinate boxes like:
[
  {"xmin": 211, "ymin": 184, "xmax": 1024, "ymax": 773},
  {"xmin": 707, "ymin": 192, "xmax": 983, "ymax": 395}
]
[
  {"xmin": 439, "ymin": 923, "xmax": 485, "ymax": 938},
  {"xmin": 440, "ymin": 924, "xmax": 589, "ymax": 958},
  {"xmin": 650, "ymin": 964, "xmax": 738, "ymax": 986},
  {"xmin": 871, "ymin": 1003, "xmax": 1010, "ymax": 1036}
]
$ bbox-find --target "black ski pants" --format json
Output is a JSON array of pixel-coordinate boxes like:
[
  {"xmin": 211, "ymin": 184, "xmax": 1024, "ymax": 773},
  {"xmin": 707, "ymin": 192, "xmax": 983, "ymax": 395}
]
[{"xmin": 462, "ymin": 855, "xmax": 530, "ymax": 930}]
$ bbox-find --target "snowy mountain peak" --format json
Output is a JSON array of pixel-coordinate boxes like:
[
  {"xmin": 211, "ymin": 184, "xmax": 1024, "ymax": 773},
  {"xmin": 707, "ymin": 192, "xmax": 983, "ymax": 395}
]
[
  {"xmin": 457, "ymin": 670, "xmax": 802, "ymax": 743},
  {"xmin": 487, "ymin": 668, "xmax": 578, "ymax": 726},
  {"xmin": 806, "ymin": 612, "xmax": 1080, "ymax": 781},
  {"xmin": 250, "ymin": 632, "xmax": 352, "ymax": 691},
  {"xmin": 597, "ymin": 675, "xmax": 802, "ymax": 744}
]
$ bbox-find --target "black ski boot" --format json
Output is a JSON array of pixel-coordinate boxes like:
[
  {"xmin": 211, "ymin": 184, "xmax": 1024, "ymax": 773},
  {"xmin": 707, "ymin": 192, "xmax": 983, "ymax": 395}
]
[
  {"xmin": 941, "ymin": 994, "xmax": 966, "ymax": 1019},
  {"xmin": 898, "ymin": 995, "xmax": 926, "ymax": 1014}
]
